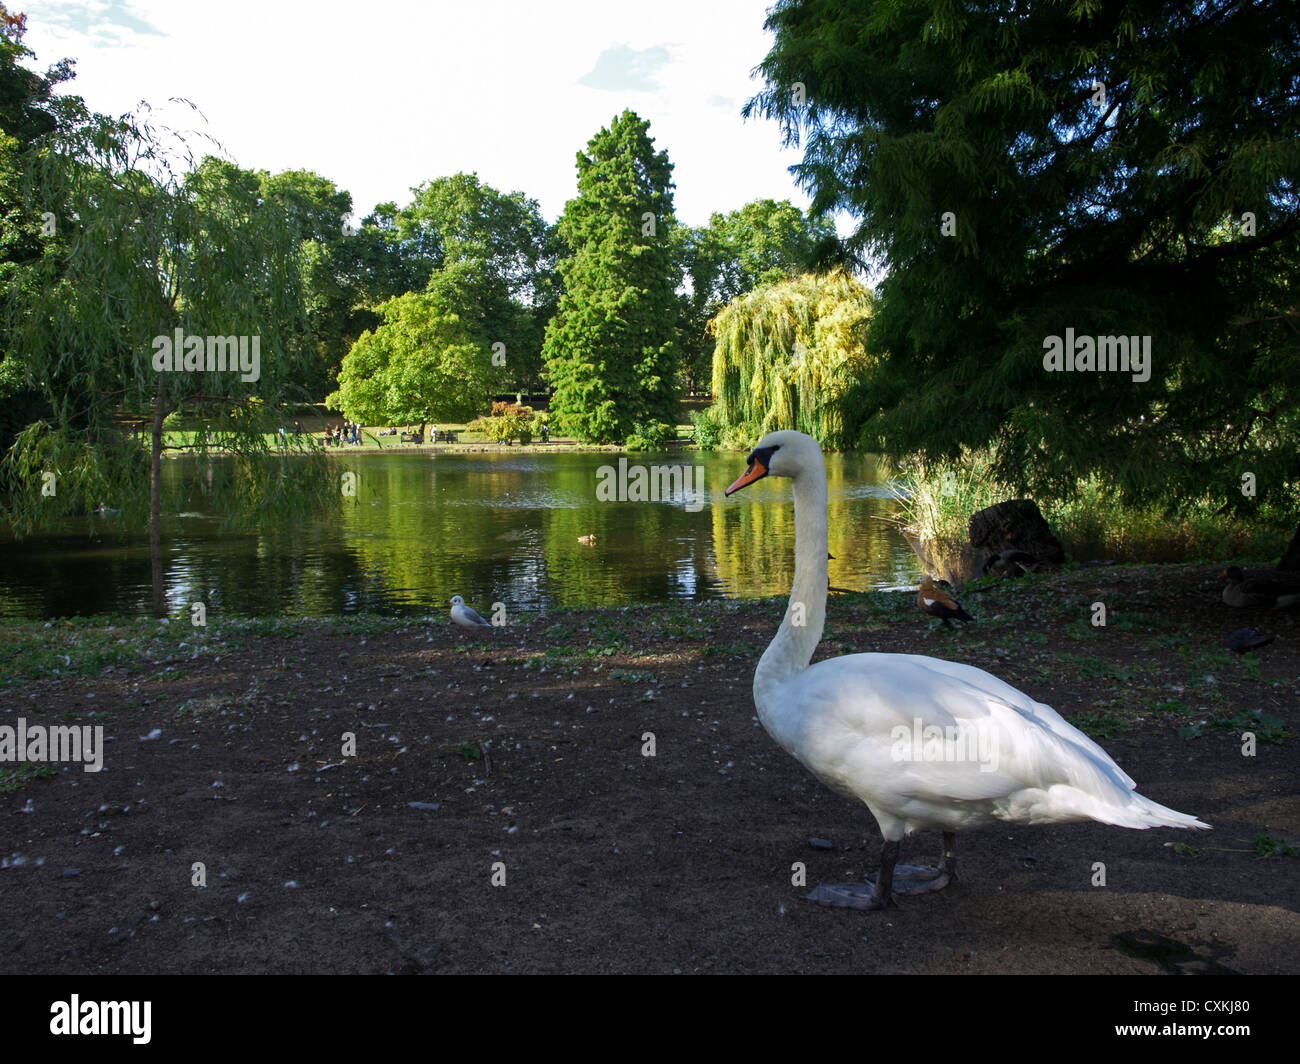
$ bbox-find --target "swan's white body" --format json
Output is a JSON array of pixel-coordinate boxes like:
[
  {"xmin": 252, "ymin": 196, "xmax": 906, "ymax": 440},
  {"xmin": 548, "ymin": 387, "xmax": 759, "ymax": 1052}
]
[
  {"xmin": 449, "ymin": 595, "xmax": 492, "ymax": 628},
  {"xmin": 729, "ymin": 431, "xmax": 1206, "ymax": 879}
]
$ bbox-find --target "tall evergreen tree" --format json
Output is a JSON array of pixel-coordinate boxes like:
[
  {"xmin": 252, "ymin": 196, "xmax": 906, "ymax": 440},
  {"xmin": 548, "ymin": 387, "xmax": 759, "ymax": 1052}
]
[
  {"xmin": 543, "ymin": 111, "xmax": 679, "ymax": 442},
  {"xmin": 747, "ymin": 0, "xmax": 1300, "ymax": 517}
]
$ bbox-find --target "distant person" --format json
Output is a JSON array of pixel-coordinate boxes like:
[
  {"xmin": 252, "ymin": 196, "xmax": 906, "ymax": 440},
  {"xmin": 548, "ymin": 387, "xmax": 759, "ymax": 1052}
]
[{"xmin": 540, "ymin": 423, "xmax": 549, "ymax": 443}]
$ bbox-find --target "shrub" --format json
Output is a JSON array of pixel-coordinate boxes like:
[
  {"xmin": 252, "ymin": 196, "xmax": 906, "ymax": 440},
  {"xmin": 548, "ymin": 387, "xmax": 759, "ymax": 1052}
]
[
  {"xmin": 690, "ymin": 407, "xmax": 722, "ymax": 449},
  {"xmin": 468, "ymin": 402, "xmax": 535, "ymax": 444},
  {"xmin": 625, "ymin": 421, "xmax": 675, "ymax": 451}
]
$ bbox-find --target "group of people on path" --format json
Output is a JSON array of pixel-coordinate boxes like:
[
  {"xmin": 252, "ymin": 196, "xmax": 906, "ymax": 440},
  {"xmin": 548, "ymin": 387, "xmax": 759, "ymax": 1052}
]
[
  {"xmin": 309, "ymin": 419, "xmax": 552, "ymax": 447},
  {"xmin": 325, "ymin": 420, "xmax": 361, "ymax": 446}
]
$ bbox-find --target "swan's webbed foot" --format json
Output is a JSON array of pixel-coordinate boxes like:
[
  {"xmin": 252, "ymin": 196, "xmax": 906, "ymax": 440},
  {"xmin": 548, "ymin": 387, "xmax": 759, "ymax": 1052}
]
[
  {"xmin": 804, "ymin": 833, "xmax": 958, "ymax": 909},
  {"xmin": 867, "ymin": 863, "xmax": 950, "ymax": 895},
  {"xmin": 803, "ymin": 882, "xmax": 891, "ymax": 910}
]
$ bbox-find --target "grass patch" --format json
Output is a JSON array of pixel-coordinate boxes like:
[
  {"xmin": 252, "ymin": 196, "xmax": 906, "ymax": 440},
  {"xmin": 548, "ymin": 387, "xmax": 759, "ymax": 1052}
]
[
  {"xmin": 892, "ymin": 449, "xmax": 1290, "ymax": 566},
  {"xmin": 176, "ymin": 694, "xmax": 235, "ymax": 718},
  {"xmin": 0, "ymin": 762, "xmax": 57, "ymax": 793},
  {"xmin": 1068, "ymin": 712, "xmax": 1130, "ymax": 740},
  {"xmin": 1057, "ymin": 653, "xmax": 1140, "ymax": 682},
  {"xmin": 1215, "ymin": 710, "xmax": 1289, "ymax": 745},
  {"xmin": 610, "ymin": 669, "xmax": 658, "ymax": 684},
  {"xmin": 1252, "ymin": 834, "xmax": 1299, "ymax": 858}
]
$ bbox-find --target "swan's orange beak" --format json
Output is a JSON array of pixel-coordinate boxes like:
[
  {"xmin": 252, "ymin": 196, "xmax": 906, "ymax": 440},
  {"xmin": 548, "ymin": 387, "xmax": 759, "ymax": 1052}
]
[{"xmin": 725, "ymin": 457, "xmax": 768, "ymax": 495}]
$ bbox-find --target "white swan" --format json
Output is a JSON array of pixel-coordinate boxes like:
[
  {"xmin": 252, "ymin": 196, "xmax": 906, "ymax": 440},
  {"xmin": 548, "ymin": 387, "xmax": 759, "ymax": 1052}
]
[
  {"xmin": 449, "ymin": 595, "xmax": 492, "ymax": 629},
  {"xmin": 725, "ymin": 431, "xmax": 1209, "ymax": 909}
]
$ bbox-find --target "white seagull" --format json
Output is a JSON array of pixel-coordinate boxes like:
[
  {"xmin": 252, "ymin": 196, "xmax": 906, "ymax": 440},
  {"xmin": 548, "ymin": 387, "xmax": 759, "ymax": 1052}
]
[{"xmin": 449, "ymin": 595, "xmax": 492, "ymax": 629}]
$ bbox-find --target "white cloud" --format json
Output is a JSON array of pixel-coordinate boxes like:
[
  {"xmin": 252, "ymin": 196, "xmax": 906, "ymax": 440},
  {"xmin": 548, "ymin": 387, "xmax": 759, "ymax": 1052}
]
[{"xmin": 578, "ymin": 43, "xmax": 673, "ymax": 92}]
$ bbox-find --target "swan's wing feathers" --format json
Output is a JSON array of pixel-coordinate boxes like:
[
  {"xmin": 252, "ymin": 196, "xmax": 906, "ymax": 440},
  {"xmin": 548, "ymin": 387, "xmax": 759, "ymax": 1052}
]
[
  {"xmin": 788, "ymin": 654, "xmax": 1137, "ymax": 807},
  {"xmin": 891, "ymin": 654, "xmax": 1137, "ymax": 790}
]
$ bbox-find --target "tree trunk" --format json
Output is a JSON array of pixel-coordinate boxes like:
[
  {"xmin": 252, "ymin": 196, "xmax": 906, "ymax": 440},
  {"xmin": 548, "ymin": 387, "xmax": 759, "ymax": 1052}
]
[
  {"xmin": 149, "ymin": 334, "xmax": 172, "ymax": 618},
  {"xmin": 968, "ymin": 499, "xmax": 1067, "ymax": 568},
  {"xmin": 1279, "ymin": 524, "xmax": 1300, "ymax": 572}
]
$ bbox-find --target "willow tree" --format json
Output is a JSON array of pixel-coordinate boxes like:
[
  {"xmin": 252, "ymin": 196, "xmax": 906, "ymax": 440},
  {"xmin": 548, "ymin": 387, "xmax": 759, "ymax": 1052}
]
[
  {"xmin": 1, "ymin": 97, "xmax": 333, "ymax": 616},
  {"xmin": 708, "ymin": 269, "xmax": 873, "ymax": 449}
]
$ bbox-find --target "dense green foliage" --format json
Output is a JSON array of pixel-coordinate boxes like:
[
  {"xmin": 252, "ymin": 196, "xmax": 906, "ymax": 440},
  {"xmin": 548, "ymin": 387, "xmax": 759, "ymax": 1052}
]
[
  {"xmin": 542, "ymin": 111, "xmax": 679, "ymax": 443},
  {"xmin": 1, "ymin": 110, "xmax": 333, "ymax": 511},
  {"xmin": 468, "ymin": 401, "xmax": 536, "ymax": 445},
  {"xmin": 747, "ymin": 0, "xmax": 1300, "ymax": 519},
  {"xmin": 258, "ymin": 169, "xmax": 358, "ymax": 396},
  {"xmin": 709, "ymin": 270, "xmax": 874, "ymax": 449},
  {"xmin": 0, "ymin": 7, "xmax": 69, "ymax": 454},
  {"xmin": 328, "ymin": 292, "xmax": 491, "ymax": 427},
  {"xmin": 396, "ymin": 173, "xmax": 557, "ymax": 393},
  {"xmin": 675, "ymin": 198, "xmax": 837, "ymax": 392}
]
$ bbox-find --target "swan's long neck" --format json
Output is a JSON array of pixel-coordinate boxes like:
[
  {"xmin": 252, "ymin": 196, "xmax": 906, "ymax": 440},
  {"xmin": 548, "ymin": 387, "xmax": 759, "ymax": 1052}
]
[{"xmin": 754, "ymin": 460, "xmax": 828, "ymax": 710}]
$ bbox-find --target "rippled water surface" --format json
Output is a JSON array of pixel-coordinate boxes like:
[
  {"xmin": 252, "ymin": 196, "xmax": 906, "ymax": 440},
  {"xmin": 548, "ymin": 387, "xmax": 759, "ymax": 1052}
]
[{"xmin": 0, "ymin": 450, "xmax": 921, "ymax": 619}]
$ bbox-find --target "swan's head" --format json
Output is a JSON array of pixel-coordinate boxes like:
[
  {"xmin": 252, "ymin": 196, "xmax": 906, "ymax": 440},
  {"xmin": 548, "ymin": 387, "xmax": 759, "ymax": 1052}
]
[
  {"xmin": 724, "ymin": 430, "xmax": 822, "ymax": 495},
  {"xmin": 450, "ymin": 595, "xmax": 465, "ymax": 607}
]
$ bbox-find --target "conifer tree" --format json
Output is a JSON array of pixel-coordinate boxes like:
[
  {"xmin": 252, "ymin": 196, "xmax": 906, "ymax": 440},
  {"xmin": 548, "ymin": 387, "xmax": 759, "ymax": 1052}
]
[
  {"xmin": 543, "ymin": 111, "xmax": 679, "ymax": 443},
  {"xmin": 747, "ymin": 0, "xmax": 1300, "ymax": 516}
]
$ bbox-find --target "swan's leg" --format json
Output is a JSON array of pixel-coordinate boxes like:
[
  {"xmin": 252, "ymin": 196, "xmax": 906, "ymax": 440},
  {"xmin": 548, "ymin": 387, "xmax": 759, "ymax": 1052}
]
[
  {"xmin": 802, "ymin": 833, "xmax": 958, "ymax": 909},
  {"xmin": 870, "ymin": 832, "xmax": 954, "ymax": 895},
  {"xmin": 802, "ymin": 839, "xmax": 901, "ymax": 910}
]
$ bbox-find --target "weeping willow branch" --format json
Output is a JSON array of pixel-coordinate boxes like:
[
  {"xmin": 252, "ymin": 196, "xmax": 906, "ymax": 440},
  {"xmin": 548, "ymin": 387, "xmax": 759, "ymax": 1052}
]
[{"xmin": 707, "ymin": 269, "xmax": 874, "ymax": 449}]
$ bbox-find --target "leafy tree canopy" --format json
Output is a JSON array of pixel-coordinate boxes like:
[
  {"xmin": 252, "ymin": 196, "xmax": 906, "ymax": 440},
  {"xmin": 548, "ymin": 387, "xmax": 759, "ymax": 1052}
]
[
  {"xmin": 709, "ymin": 269, "xmax": 874, "ymax": 450},
  {"xmin": 747, "ymin": 0, "xmax": 1300, "ymax": 517},
  {"xmin": 394, "ymin": 173, "xmax": 556, "ymax": 390},
  {"xmin": 676, "ymin": 198, "xmax": 837, "ymax": 391},
  {"xmin": 327, "ymin": 290, "xmax": 492, "ymax": 427}
]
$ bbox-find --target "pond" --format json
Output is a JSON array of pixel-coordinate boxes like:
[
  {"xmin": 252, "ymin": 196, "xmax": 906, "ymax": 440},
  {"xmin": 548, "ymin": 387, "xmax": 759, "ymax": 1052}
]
[{"xmin": 0, "ymin": 449, "xmax": 922, "ymax": 620}]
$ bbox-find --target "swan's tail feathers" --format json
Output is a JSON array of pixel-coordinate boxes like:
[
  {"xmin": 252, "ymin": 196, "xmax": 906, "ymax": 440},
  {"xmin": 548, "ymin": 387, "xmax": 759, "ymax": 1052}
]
[
  {"xmin": 1107, "ymin": 792, "xmax": 1211, "ymax": 831},
  {"xmin": 1031, "ymin": 786, "xmax": 1210, "ymax": 829}
]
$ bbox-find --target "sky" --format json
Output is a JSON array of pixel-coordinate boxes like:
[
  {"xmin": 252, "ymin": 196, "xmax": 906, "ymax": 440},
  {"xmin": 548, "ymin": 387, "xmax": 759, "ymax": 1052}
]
[{"xmin": 16, "ymin": 0, "xmax": 840, "ymax": 233}]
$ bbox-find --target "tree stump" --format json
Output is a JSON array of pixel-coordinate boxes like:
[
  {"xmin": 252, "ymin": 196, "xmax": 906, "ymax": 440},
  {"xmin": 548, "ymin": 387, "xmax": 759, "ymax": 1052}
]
[{"xmin": 968, "ymin": 500, "xmax": 1066, "ymax": 570}]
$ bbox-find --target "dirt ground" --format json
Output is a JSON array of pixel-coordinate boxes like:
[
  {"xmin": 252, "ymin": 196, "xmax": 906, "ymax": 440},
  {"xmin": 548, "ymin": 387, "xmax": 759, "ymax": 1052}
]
[{"xmin": 2, "ymin": 563, "xmax": 1297, "ymax": 974}]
